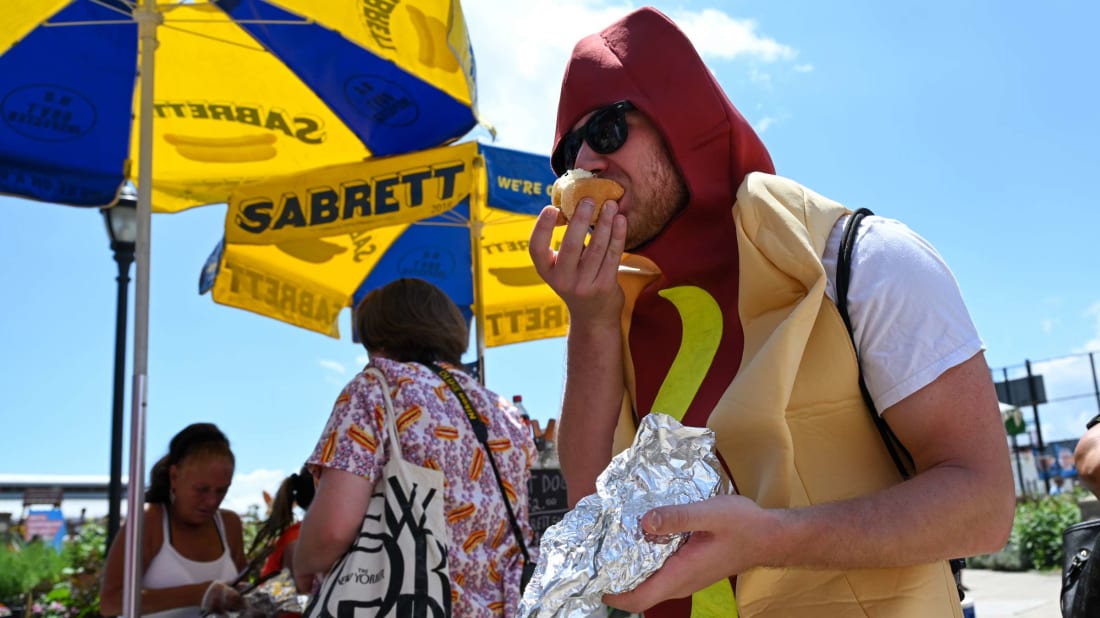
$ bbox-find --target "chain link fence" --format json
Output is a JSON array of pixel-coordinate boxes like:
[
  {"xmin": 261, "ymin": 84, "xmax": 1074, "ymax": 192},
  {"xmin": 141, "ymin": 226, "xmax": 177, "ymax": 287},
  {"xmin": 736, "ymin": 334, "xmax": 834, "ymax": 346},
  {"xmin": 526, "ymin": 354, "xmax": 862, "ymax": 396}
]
[{"xmin": 991, "ymin": 350, "xmax": 1100, "ymax": 497}]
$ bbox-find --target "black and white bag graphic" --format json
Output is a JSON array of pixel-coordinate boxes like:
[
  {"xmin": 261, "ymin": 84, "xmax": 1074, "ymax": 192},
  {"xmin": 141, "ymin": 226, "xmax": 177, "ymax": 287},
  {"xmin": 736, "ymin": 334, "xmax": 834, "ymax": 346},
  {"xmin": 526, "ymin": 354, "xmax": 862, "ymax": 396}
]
[{"xmin": 304, "ymin": 367, "xmax": 451, "ymax": 618}]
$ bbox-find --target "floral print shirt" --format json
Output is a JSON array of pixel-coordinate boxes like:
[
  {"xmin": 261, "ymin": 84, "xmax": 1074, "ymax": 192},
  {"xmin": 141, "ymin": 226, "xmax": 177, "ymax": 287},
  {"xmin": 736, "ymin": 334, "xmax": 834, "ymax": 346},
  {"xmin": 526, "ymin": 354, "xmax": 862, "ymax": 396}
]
[{"xmin": 307, "ymin": 358, "xmax": 538, "ymax": 617}]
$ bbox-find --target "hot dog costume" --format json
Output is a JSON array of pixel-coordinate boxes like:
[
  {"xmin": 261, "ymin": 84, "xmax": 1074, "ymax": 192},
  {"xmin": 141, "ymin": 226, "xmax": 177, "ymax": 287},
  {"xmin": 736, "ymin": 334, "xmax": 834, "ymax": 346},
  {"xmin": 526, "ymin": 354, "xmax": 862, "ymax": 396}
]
[{"xmin": 552, "ymin": 7, "xmax": 962, "ymax": 618}]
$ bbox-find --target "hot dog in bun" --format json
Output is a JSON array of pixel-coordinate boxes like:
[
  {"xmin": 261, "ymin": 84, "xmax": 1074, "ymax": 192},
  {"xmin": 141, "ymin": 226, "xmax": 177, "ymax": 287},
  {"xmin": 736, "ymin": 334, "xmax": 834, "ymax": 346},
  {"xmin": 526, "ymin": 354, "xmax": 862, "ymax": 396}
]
[{"xmin": 551, "ymin": 169, "xmax": 624, "ymax": 225}]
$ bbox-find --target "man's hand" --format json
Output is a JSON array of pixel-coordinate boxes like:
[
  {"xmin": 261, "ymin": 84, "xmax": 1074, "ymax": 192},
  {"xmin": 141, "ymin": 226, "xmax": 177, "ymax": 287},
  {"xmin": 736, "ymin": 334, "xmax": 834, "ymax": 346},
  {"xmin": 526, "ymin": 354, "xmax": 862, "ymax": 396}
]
[
  {"xmin": 603, "ymin": 495, "xmax": 778, "ymax": 613},
  {"xmin": 529, "ymin": 198, "xmax": 627, "ymax": 325},
  {"xmin": 530, "ymin": 197, "xmax": 630, "ymax": 502}
]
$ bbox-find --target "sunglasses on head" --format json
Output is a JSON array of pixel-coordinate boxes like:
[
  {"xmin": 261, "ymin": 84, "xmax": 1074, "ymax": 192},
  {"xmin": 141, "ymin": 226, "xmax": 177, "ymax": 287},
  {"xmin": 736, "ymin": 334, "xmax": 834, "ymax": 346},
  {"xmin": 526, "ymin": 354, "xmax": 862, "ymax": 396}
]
[{"xmin": 552, "ymin": 100, "xmax": 636, "ymax": 173}]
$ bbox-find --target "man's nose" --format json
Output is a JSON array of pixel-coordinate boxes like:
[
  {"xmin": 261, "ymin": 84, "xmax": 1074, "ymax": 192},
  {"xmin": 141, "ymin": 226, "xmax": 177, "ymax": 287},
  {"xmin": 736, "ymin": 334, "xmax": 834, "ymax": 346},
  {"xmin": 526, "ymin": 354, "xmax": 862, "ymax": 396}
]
[{"xmin": 573, "ymin": 142, "xmax": 608, "ymax": 173}]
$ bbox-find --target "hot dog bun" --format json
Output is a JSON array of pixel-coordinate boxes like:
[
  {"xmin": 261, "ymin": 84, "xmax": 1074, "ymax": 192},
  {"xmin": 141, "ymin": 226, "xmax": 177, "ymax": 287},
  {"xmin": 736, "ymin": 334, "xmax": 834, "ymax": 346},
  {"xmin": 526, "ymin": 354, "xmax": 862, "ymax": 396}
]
[{"xmin": 551, "ymin": 169, "xmax": 624, "ymax": 225}]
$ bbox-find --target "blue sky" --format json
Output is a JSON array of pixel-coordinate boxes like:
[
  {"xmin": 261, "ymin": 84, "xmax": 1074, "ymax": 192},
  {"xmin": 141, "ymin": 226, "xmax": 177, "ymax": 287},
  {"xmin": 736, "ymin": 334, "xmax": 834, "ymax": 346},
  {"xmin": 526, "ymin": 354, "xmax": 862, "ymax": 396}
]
[{"xmin": 3, "ymin": 0, "xmax": 1099, "ymax": 515}]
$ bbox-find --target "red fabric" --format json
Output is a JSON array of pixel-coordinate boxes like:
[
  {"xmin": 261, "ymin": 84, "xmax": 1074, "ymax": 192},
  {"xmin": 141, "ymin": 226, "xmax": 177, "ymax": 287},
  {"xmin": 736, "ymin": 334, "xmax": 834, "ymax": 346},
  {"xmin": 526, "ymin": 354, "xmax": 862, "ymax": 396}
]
[
  {"xmin": 260, "ymin": 521, "xmax": 300, "ymax": 578},
  {"xmin": 553, "ymin": 6, "xmax": 776, "ymax": 426},
  {"xmin": 260, "ymin": 521, "xmax": 302, "ymax": 618},
  {"xmin": 553, "ymin": 7, "xmax": 774, "ymax": 616}
]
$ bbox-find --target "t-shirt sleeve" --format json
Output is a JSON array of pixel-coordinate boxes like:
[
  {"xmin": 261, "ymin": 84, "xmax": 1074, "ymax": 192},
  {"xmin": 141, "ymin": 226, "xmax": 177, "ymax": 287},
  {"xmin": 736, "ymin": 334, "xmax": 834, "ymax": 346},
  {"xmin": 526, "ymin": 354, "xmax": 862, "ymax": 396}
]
[
  {"xmin": 305, "ymin": 371, "xmax": 387, "ymax": 481},
  {"xmin": 827, "ymin": 216, "xmax": 984, "ymax": 411}
]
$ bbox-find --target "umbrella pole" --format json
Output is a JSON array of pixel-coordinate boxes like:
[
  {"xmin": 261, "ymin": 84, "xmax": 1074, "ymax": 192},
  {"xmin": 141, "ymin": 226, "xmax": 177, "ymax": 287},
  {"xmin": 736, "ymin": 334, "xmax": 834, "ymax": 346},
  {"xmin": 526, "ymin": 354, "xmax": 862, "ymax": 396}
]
[
  {"xmin": 123, "ymin": 3, "xmax": 161, "ymax": 617},
  {"xmin": 471, "ymin": 156, "xmax": 487, "ymax": 384}
]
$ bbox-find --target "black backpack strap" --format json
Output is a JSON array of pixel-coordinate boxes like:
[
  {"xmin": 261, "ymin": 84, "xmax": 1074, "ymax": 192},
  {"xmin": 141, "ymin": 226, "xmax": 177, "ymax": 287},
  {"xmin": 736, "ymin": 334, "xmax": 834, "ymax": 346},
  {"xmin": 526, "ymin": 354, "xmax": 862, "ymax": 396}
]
[
  {"xmin": 836, "ymin": 207, "xmax": 913, "ymax": 479},
  {"xmin": 837, "ymin": 209, "xmax": 967, "ymax": 599}
]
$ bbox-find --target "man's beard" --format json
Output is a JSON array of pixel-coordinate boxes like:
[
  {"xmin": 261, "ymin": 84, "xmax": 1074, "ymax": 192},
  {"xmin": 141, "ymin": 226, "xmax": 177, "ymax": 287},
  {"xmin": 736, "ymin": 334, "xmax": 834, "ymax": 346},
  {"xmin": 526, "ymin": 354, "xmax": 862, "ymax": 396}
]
[{"xmin": 625, "ymin": 146, "xmax": 688, "ymax": 251}]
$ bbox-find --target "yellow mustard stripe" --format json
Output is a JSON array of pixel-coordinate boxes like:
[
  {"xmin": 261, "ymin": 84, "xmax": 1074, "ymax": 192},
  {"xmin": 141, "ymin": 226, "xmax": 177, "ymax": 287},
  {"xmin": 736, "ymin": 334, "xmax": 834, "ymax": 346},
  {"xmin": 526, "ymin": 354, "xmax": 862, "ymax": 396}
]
[
  {"xmin": 692, "ymin": 578, "xmax": 737, "ymax": 617},
  {"xmin": 649, "ymin": 285, "xmax": 734, "ymax": 613},
  {"xmin": 651, "ymin": 286, "xmax": 723, "ymax": 421}
]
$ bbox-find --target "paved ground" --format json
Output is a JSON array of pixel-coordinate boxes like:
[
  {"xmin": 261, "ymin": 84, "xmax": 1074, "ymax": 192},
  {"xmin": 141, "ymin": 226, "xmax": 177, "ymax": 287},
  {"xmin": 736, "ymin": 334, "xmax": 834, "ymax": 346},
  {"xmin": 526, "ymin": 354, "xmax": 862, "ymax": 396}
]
[{"xmin": 963, "ymin": 568, "xmax": 1062, "ymax": 618}]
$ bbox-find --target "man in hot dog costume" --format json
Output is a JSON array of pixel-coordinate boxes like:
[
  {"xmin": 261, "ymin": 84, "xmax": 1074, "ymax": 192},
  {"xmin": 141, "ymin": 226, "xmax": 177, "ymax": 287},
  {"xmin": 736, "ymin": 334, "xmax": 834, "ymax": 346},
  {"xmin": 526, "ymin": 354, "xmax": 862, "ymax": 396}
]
[{"xmin": 528, "ymin": 7, "xmax": 1015, "ymax": 618}]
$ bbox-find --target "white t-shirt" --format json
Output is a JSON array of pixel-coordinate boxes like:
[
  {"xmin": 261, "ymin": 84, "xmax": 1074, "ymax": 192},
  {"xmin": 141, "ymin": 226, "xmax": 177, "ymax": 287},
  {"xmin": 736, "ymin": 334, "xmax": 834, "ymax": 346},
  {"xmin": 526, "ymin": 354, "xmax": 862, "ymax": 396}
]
[{"xmin": 821, "ymin": 214, "xmax": 983, "ymax": 412}]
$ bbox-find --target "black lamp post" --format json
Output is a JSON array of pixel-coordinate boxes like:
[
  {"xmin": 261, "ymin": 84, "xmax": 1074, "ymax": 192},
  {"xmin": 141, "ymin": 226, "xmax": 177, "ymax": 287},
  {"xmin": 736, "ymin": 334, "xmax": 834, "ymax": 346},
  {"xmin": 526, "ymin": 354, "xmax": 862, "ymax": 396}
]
[{"xmin": 101, "ymin": 189, "xmax": 137, "ymax": 552}]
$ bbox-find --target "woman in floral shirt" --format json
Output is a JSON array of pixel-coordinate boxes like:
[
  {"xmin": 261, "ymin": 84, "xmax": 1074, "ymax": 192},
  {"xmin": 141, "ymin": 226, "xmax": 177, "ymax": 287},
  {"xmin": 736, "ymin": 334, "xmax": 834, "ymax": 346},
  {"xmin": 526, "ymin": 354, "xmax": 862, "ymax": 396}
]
[{"xmin": 295, "ymin": 278, "xmax": 538, "ymax": 616}]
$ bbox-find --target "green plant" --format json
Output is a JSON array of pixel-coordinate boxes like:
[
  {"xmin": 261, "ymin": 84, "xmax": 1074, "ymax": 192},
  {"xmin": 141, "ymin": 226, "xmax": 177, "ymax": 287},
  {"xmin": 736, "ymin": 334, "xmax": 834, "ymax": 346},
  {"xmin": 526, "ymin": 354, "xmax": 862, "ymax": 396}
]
[
  {"xmin": 35, "ymin": 521, "xmax": 106, "ymax": 618},
  {"xmin": 241, "ymin": 503, "xmax": 264, "ymax": 558},
  {"xmin": 1014, "ymin": 494, "xmax": 1081, "ymax": 570},
  {"xmin": 968, "ymin": 494, "xmax": 1086, "ymax": 571},
  {"xmin": 236, "ymin": 504, "xmax": 270, "ymax": 585},
  {"xmin": 0, "ymin": 539, "xmax": 65, "ymax": 607}
]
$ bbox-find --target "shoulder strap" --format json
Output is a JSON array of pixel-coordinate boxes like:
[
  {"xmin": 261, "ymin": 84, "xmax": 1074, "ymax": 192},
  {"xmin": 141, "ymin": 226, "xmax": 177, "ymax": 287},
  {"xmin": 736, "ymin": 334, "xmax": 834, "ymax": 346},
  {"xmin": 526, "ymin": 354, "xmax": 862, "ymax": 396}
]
[
  {"xmin": 161, "ymin": 503, "xmax": 172, "ymax": 545},
  {"xmin": 836, "ymin": 208, "xmax": 914, "ymax": 479},
  {"xmin": 212, "ymin": 510, "xmax": 229, "ymax": 552},
  {"xmin": 427, "ymin": 364, "xmax": 531, "ymax": 564},
  {"xmin": 836, "ymin": 216, "xmax": 968, "ymax": 595},
  {"xmin": 364, "ymin": 366, "xmax": 405, "ymax": 461}
]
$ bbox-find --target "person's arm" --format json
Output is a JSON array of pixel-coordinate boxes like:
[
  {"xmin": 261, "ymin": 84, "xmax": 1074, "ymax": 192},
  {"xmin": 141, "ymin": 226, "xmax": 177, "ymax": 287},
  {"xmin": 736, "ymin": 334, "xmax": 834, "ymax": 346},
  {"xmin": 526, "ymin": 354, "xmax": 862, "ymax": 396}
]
[
  {"xmin": 294, "ymin": 468, "xmax": 373, "ymax": 581},
  {"xmin": 604, "ymin": 351, "xmax": 1016, "ymax": 612},
  {"xmin": 98, "ymin": 506, "xmax": 220, "ymax": 616},
  {"xmin": 558, "ymin": 312, "xmax": 628, "ymax": 505},
  {"xmin": 529, "ymin": 200, "xmax": 628, "ymax": 505},
  {"xmin": 1075, "ymin": 421, "xmax": 1100, "ymax": 496}
]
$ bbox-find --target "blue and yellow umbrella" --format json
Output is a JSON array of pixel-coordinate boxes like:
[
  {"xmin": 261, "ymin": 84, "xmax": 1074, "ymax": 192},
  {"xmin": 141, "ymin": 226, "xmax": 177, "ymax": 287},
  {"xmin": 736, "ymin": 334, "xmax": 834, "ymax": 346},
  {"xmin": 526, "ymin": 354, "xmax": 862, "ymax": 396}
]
[
  {"xmin": 1, "ymin": 0, "xmax": 480, "ymax": 210},
  {"xmin": 201, "ymin": 142, "xmax": 569, "ymax": 373},
  {"xmin": 1, "ymin": 2, "xmax": 480, "ymax": 612}
]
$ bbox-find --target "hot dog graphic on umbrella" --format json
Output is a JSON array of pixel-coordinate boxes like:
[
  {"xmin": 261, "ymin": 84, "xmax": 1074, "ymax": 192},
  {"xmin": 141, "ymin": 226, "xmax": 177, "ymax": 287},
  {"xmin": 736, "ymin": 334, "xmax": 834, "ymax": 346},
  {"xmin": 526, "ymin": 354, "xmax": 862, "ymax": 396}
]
[{"xmin": 164, "ymin": 132, "xmax": 278, "ymax": 163}]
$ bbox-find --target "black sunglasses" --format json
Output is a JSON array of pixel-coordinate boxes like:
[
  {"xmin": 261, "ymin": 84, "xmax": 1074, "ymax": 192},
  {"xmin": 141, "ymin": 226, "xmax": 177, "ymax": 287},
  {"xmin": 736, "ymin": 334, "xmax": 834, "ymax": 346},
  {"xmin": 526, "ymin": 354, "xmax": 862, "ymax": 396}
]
[{"xmin": 552, "ymin": 101, "xmax": 636, "ymax": 173}]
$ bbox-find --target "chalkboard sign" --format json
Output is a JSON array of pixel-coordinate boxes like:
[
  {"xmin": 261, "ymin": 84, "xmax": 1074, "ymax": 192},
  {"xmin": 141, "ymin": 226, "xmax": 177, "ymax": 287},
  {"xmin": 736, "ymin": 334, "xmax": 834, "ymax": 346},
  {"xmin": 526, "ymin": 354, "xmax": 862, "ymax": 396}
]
[{"xmin": 527, "ymin": 468, "xmax": 568, "ymax": 545}]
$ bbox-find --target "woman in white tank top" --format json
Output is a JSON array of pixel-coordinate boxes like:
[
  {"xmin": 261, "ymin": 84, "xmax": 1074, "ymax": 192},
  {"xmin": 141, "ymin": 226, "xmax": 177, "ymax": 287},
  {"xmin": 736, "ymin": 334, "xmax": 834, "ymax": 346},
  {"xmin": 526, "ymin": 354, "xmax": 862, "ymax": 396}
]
[{"xmin": 100, "ymin": 423, "xmax": 247, "ymax": 616}]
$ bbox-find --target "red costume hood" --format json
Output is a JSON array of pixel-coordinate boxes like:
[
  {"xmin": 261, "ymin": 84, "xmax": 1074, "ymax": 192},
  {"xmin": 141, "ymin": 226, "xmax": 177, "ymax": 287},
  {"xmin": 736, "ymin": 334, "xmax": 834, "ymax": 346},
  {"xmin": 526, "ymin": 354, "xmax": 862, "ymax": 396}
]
[
  {"xmin": 554, "ymin": 11, "xmax": 779, "ymax": 527},
  {"xmin": 553, "ymin": 6, "xmax": 775, "ymax": 277}
]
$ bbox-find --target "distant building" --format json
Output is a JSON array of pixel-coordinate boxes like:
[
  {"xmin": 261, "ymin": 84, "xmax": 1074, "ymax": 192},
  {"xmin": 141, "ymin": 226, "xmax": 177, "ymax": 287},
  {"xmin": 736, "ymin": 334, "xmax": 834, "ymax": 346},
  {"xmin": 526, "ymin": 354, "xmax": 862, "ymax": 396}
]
[{"xmin": 0, "ymin": 473, "xmax": 127, "ymax": 522}]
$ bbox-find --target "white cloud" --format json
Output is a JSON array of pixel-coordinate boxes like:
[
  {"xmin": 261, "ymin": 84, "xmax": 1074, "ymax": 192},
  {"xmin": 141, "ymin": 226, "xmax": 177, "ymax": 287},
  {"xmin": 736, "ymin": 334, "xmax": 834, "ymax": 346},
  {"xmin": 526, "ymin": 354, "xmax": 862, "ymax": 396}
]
[
  {"xmin": 1026, "ymin": 352, "xmax": 1100, "ymax": 441},
  {"xmin": 462, "ymin": 1, "xmax": 800, "ymax": 153},
  {"xmin": 1078, "ymin": 301, "xmax": 1100, "ymax": 352},
  {"xmin": 755, "ymin": 116, "xmax": 777, "ymax": 134},
  {"xmin": 750, "ymin": 68, "xmax": 773, "ymax": 87},
  {"xmin": 223, "ymin": 468, "xmax": 287, "ymax": 515},
  {"xmin": 462, "ymin": 1, "xmax": 631, "ymax": 152},
  {"xmin": 1041, "ymin": 318, "xmax": 1055, "ymax": 334},
  {"xmin": 319, "ymin": 359, "xmax": 350, "ymax": 385},
  {"xmin": 671, "ymin": 10, "xmax": 796, "ymax": 62},
  {"xmin": 318, "ymin": 359, "xmax": 346, "ymax": 374},
  {"xmin": 793, "ymin": 63, "xmax": 814, "ymax": 73},
  {"xmin": 1031, "ymin": 355, "xmax": 1092, "ymax": 396}
]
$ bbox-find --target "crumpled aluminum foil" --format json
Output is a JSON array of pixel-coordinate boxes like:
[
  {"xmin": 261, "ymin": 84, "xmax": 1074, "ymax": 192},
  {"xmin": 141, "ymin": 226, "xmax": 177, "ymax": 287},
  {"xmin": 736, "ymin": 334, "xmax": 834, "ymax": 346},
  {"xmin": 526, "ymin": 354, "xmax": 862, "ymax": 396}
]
[
  {"xmin": 239, "ymin": 569, "xmax": 304, "ymax": 617},
  {"xmin": 518, "ymin": 412, "xmax": 725, "ymax": 617}
]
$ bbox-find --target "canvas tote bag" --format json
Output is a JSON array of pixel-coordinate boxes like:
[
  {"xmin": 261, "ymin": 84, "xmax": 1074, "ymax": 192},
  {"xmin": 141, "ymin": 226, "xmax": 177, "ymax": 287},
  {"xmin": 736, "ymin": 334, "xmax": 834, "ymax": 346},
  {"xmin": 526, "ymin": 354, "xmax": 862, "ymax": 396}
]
[{"xmin": 304, "ymin": 366, "xmax": 451, "ymax": 617}]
